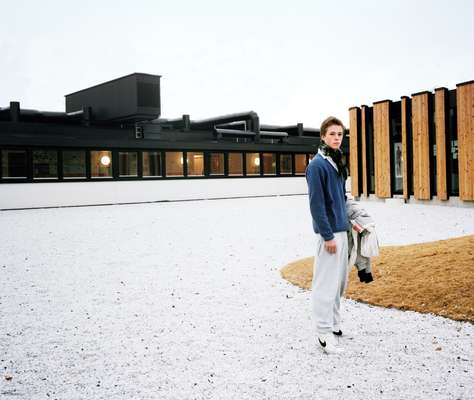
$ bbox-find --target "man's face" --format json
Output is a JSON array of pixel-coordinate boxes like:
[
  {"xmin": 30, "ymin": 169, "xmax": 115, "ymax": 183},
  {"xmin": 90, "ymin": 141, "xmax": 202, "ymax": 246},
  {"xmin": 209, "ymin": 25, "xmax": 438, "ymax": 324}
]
[{"xmin": 322, "ymin": 124, "xmax": 344, "ymax": 150}]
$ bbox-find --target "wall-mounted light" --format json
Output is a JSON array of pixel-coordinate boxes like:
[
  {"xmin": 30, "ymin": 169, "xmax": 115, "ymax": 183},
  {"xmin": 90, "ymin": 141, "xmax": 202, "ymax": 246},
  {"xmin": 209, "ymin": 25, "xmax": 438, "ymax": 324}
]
[
  {"xmin": 100, "ymin": 155, "xmax": 111, "ymax": 166},
  {"xmin": 254, "ymin": 157, "xmax": 260, "ymax": 167}
]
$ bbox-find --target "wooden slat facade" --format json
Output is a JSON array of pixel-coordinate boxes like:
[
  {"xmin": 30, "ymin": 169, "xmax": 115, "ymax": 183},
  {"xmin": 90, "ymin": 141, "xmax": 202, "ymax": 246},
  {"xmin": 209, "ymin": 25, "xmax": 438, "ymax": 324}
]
[
  {"xmin": 349, "ymin": 107, "xmax": 360, "ymax": 197},
  {"xmin": 373, "ymin": 100, "xmax": 391, "ymax": 198},
  {"xmin": 401, "ymin": 97, "xmax": 409, "ymax": 199},
  {"xmin": 411, "ymin": 92, "xmax": 431, "ymax": 200},
  {"xmin": 434, "ymin": 88, "xmax": 448, "ymax": 200},
  {"xmin": 456, "ymin": 82, "xmax": 474, "ymax": 201},
  {"xmin": 361, "ymin": 105, "xmax": 369, "ymax": 197},
  {"xmin": 350, "ymin": 79, "xmax": 473, "ymax": 203}
]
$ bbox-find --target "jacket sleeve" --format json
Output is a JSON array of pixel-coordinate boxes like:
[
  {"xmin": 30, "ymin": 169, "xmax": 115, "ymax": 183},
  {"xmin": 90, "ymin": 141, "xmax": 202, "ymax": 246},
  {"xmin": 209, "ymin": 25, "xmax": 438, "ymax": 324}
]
[
  {"xmin": 345, "ymin": 198, "xmax": 358, "ymax": 220},
  {"xmin": 361, "ymin": 226, "xmax": 380, "ymax": 257},
  {"xmin": 306, "ymin": 162, "xmax": 334, "ymax": 241}
]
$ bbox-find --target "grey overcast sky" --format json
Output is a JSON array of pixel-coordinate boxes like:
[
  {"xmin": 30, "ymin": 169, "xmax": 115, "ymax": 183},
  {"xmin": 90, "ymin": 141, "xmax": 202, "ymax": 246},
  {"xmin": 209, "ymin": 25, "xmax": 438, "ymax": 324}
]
[{"xmin": 1, "ymin": 0, "xmax": 473, "ymax": 127}]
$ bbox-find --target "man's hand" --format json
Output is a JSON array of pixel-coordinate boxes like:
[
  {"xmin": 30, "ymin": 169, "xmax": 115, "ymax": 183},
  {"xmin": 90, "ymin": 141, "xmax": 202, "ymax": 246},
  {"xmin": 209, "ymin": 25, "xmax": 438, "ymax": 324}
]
[
  {"xmin": 324, "ymin": 239, "xmax": 337, "ymax": 254},
  {"xmin": 352, "ymin": 223, "xmax": 364, "ymax": 233}
]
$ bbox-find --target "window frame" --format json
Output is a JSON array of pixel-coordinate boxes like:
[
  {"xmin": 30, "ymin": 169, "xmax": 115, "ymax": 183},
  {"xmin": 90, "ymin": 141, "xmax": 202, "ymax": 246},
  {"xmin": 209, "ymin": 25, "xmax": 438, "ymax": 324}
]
[
  {"xmin": 62, "ymin": 149, "xmax": 87, "ymax": 180},
  {"xmin": 118, "ymin": 151, "xmax": 139, "ymax": 178},
  {"xmin": 32, "ymin": 148, "xmax": 59, "ymax": 181},
  {"xmin": 1, "ymin": 148, "xmax": 29, "ymax": 180},
  {"xmin": 90, "ymin": 149, "xmax": 114, "ymax": 179}
]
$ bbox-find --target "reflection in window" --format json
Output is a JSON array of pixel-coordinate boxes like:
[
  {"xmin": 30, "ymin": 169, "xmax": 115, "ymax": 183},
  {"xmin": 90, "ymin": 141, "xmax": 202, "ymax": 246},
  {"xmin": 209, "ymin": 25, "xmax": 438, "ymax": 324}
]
[
  {"xmin": 165, "ymin": 151, "xmax": 183, "ymax": 177},
  {"xmin": 393, "ymin": 141, "xmax": 403, "ymax": 193},
  {"xmin": 119, "ymin": 152, "xmax": 138, "ymax": 177},
  {"xmin": 295, "ymin": 154, "xmax": 307, "ymax": 175},
  {"xmin": 1, "ymin": 149, "xmax": 27, "ymax": 178},
  {"xmin": 262, "ymin": 153, "xmax": 276, "ymax": 175},
  {"xmin": 228, "ymin": 153, "xmax": 243, "ymax": 176},
  {"xmin": 447, "ymin": 99, "xmax": 459, "ymax": 196},
  {"xmin": 210, "ymin": 153, "xmax": 224, "ymax": 175},
  {"xmin": 143, "ymin": 151, "xmax": 161, "ymax": 177},
  {"xmin": 450, "ymin": 139, "xmax": 458, "ymax": 195},
  {"xmin": 246, "ymin": 153, "xmax": 260, "ymax": 176},
  {"xmin": 91, "ymin": 150, "xmax": 113, "ymax": 178},
  {"xmin": 63, "ymin": 150, "xmax": 85, "ymax": 179},
  {"xmin": 33, "ymin": 150, "xmax": 58, "ymax": 179},
  {"xmin": 187, "ymin": 152, "xmax": 204, "ymax": 176},
  {"xmin": 391, "ymin": 105, "xmax": 403, "ymax": 195},
  {"xmin": 280, "ymin": 154, "xmax": 292, "ymax": 175}
]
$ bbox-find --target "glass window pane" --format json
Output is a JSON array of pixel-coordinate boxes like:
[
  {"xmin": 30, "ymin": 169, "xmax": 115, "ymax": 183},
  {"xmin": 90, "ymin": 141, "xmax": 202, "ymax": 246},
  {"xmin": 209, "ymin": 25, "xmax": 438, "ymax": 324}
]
[
  {"xmin": 393, "ymin": 142, "xmax": 403, "ymax": 193},
  {"xmin": 367, "ymin": 117, "xmax": 375, "ymax": 194},
  {"xmin": 448, "ymin": 102, "xmax": 459, "ymax": 195},
  {"xmin": 1, "ymin": 150, "xmax": 27, "ymax": 178},
  {"xmin": 295, "ymin": 154, "xmax": 307, "ymax": 175},
  {"xmin": 262, "ymin": 153, "xmax": 276, "ymax": 175},
  {"xmin": 280, "ymin": 154, "xmax": 292, "ymax": 175},
  {"xmin": 143, "ymin": 151, "xmax": 161, "ymax": 177},
  {"xmin": 119, "ymin": 152, "xmax": 138, "ymax": 177},
  {"xmin": 391, "ymin": 107, "xmax": 403, "ymax": 195},
  {"xmin": 33, "ymin": 150, "xmax": 58, "ymax": 179},
  {"xmin": 91, "ymin": 150, "xmax": 113, "ymax": 178},
  {"xmin": 165, "ymin": 151, "xmax": 184, "ymax": 177},
  {"xmin": 187, "ymin": 152, "xmax": 204, "ymax": 176},
  {"xmin": 63, "ymin": 150, "xmax": 86, "ymax": 179},
  {"xmin": 246, "ymin": 153, "xmax": 260, "ymax": 176},
  {"xmin": 210, "ymin": 153, "xmax": 224, "ymax": 175},
  {"xmin": 450, "ymin": 139, "xmax": 458, "ymax": 195},
  {"xmin": 228, "ymin": 153, "xmax": 243, "ymax": 176}
]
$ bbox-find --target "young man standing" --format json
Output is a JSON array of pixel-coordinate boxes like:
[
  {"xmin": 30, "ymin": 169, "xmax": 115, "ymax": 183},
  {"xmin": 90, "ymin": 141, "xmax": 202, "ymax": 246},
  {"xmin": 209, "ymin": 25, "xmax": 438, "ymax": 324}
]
[{"xmin": 305, "ymin": 116, "xmax": 349, "ymax": 354}]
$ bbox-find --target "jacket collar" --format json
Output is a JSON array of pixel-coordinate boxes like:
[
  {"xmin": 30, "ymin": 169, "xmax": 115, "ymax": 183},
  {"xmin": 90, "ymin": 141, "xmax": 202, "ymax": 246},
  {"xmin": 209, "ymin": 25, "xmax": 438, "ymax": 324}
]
[{"xmin": 318, "ymin": 149, "xmax": 338, "ymax": 172}]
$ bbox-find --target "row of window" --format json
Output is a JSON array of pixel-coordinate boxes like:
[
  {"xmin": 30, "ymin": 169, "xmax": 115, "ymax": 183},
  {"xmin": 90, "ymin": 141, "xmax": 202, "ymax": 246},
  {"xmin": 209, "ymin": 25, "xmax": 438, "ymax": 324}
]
[{"xmin": 0, "ymin": 149, "xmax": 314, "ymax": 180}]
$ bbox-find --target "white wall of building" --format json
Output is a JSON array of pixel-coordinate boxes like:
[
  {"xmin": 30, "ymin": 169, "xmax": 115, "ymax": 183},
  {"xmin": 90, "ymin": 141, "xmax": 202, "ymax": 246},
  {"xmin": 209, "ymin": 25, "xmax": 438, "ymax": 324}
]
[{"xmin": 0, "ymin": 177, "xmax": 309, "ymax": 210}]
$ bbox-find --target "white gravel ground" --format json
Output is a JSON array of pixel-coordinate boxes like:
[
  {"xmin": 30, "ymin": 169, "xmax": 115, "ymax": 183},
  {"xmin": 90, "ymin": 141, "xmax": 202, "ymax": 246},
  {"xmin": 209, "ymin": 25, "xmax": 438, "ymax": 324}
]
[{"xmin": 1, "ymin": 196, "xmax": 474, "ymax": 399}]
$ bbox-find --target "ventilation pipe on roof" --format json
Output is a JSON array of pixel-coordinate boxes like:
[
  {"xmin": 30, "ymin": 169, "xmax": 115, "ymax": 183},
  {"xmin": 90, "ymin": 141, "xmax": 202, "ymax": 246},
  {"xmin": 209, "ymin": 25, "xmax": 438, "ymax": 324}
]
[
  {"xmin": 297, "ymin": 123, "xmax": 303, "ymax": 136},
  {"xmin": 10, "ymin": 102, "xmax": 20, "ymax": 122},
  {"xmin": 83, "ymin": 106, "xmax": 92, "ymax": 127},
  {"xmin": 190, "ymin": 111, "xmax": 259, "ymax": 131},
  {"xmin": 249, "ymin": 112, "xmax": 260, "ymax": 142},
  {"xmin": 182, "ymin": 114, "xmax": 191, "ymax": 131},
  {"xmin": 187, "ymin": 111, "xmax": 260, "ymax": 142}
]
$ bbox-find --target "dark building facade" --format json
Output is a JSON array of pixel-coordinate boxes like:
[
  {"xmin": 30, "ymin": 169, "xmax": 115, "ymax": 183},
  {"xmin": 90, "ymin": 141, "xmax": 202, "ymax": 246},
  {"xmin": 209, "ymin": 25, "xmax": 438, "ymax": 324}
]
[{"xmin": 0, "ymin": 73, "xmax": 349, "ymax": 186}]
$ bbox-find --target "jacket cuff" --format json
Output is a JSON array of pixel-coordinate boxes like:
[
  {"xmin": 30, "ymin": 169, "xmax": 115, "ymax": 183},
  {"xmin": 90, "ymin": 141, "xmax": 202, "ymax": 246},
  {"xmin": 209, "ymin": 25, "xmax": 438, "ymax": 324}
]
[{"xmin": 322, "ymin": 233, "xmax": 335, "ymax": 241}]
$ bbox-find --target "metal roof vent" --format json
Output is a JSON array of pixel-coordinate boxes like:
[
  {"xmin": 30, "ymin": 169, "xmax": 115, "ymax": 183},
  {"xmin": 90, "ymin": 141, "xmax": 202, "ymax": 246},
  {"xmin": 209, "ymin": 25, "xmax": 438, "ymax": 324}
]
[{"xmin": 65, "ymin": 73, "xmax": 161, "ymax": 123}]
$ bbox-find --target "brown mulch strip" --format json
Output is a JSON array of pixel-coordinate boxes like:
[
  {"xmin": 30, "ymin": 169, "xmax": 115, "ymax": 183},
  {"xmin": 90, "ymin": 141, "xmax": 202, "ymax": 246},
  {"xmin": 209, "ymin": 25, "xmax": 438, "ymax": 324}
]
[{"xmin": 280, "ymin": 235, "xmax": 474, "ymax": 323}]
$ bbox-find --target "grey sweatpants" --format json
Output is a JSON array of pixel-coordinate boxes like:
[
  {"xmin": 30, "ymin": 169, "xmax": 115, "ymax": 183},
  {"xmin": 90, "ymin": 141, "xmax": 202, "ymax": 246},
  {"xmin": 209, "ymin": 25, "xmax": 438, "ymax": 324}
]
[{"xmin": 311, "ymin": 231, "xmax": 349, "ymax": 334}]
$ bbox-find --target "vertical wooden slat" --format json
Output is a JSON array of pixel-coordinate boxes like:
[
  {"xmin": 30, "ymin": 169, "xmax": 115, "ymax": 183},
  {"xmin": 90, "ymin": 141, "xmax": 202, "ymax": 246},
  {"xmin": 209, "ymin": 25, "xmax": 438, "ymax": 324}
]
[
  {"xmin": 361, "ymin": 105, "xmax": 369, "ymax": 197},
  {"xmin": 401, "ymin": 97, "xmax": 409, "ymax": 199},
  {"xmin": 373, "ymin": 100, "xmax": 391, "ymax": 198},
  {"xmin": 349, "ymin": 107, "xmax": 360, "ymax": 197},
  {"xmin": 411, "ymin": 92, "xmax": 431, "ymax": 200},
  {"xmin": 456, "ymin": 81, "xmax": 474, "ymax": 200},
  {"xmin": 435, "ymin": 88, "xmax": 448, "ymax": 200}
]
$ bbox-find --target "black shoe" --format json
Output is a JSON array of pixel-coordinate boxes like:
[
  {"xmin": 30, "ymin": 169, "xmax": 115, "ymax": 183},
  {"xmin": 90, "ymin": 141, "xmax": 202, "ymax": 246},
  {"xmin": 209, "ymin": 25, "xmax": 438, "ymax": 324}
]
[
  {"xmin": 364, "ymin": 272, "xmax": 373, "ymax": 283},
  {"xmin": 332, "ymin": 330, "xmax": 342, "ymax": 336},
  {"xmin": 358, "ymin": 270, "xmax": 374, "ymax": 284}
]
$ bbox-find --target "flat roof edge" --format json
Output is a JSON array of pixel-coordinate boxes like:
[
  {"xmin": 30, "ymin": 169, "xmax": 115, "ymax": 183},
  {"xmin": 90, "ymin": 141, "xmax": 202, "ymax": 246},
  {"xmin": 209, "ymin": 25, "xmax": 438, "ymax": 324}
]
[
  {"xmin": 65, "ymin": 73, "xmax": 162, "ymax": 97},
  {"xmin": 456, "ymin": 79, "xmax": 474, "ymax": 87}
]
